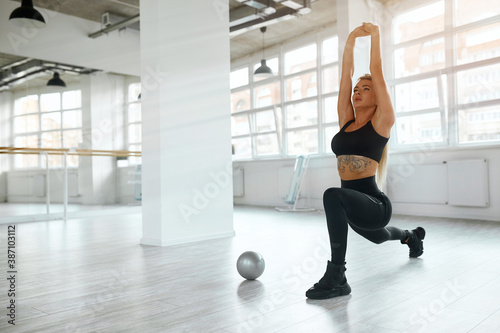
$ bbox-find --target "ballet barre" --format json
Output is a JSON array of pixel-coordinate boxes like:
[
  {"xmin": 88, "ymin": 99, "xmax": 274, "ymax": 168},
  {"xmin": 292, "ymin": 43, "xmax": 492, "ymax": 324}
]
[
  {"xmin": 0, "ymin": 147, "xmax": 141, "ymax": 222},
  {"xmin": 0, "ymin": 147, "xmax": 141, "ymax": 157}
]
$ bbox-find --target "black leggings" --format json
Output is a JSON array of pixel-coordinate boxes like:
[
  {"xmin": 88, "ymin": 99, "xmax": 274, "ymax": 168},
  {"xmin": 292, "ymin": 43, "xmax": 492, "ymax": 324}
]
[{"xmin": 323, "ymin": 176, "xmax": 405, "ymax": 264}]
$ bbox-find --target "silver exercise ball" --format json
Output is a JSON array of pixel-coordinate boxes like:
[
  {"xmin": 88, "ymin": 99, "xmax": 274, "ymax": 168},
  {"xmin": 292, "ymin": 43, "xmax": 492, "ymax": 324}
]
[{"xmin": 236, "ymin": 251, "xmax": 265, "ymax": 280}]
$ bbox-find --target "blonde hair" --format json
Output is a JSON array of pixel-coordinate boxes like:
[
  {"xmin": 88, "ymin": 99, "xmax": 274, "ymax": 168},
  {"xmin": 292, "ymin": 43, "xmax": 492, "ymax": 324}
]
[
  {"xmin": 356, "ymin": 73, "xmax": 372, "ymax": 83},
  {"xmin": 356, "ymin": 73, "xmax": 389, "ymax": 188}
]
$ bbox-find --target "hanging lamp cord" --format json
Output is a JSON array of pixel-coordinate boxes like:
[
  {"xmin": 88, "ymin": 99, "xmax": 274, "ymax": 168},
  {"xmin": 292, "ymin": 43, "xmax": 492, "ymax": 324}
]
[{"xmin": 261, "ymin": 26, "xmax": 267, "ymax": 59}]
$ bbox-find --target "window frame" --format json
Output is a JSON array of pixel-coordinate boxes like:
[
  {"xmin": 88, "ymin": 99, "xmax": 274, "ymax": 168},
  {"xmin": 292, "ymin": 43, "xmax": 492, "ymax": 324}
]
[
  {"xmin": 124, "ymin": 80, "xmax": 142, "ymax": 166},
  {"xmin": 12, "ymin": 87, "xmax": 83, "ymax": 169},
  {"xmin": 230, "ymin": 28, "xmax": 340, "ymax": 160},
  {"xmin": 387, "ymin": 0, "xmax": 500, "ymax": 152}
]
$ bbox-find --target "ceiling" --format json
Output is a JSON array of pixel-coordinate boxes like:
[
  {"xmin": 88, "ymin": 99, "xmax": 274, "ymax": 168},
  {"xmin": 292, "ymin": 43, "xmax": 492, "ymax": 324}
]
[
  {"xmin": 6, "ymin": 0, "xmax": 336, "ymax": 60},
  {"xmin": 1, "ymin": 0, "xmax": 390, "ymax": 90},
  {"xmin": 231, "ymin": 0, "xmax": 337, "ymax": 60}
]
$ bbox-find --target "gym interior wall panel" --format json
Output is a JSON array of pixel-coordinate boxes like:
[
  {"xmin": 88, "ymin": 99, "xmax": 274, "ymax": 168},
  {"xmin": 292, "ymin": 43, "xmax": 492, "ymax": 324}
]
[
  {"xmin": 233, "ymin": 167, "xmax": 244, "ymax": 197},
  {"xmin": 389, "ymin": 146, "xmax": 499, "ymax": 221},
  {"xmin": 305, "ymin": 167, "xmax": 339, "ymax": 200},
  {"xmin": 0, "ymin": 172, "xmax": 6, "ymax": 203},
  {"xmin": 6, "ymin": 170, "xmax": 83, "ymax": 204},
  {"xmin": 68, "ymin": 173, "xmax": 79, "ymax": 197},
  {"xmin": 7, "ymin": 173, "xmax": 31, "ymax": 197},
  {"xmin": 233, "ymin": 159, "xmax": 297, "ymax": 207},
  {"xmin": 134, "ymin": 164, "xmax": 142, "ymax": 201},
  {"xmin": 116, "ymin": 166, "xmax": 136, "ymax": 204},
  {"xmin": 234, "ymin": 147, "xmax": 500, "ymax": 221},
  {"xmin": 278, "ymin": 166, "xmax": 294, "ymax": 199},
  {"xmin": 234, "ymin": 156, "xmax": 340, "ymax": 209},
  {"xmin": 389, "ymin": 159, "xmax": 489, "ymax": 207},
  {"xmin": 278, "ymin": 161, "xmax": 334, "ymax": 202},
  {"xmin": 447, "ymin": 159, "xmax": 489, "ymax": 207},
  {"xmin": 387, "ymin": 163, "xmax": 448, "ymax": 204},
  {"xmin": 33, "ymin": 174, "xmax": 46, "ymax": 197}
]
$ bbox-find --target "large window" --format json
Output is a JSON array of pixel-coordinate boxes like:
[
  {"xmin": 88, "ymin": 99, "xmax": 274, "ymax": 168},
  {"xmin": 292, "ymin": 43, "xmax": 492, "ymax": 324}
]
[
  {"xmin": 231, "ymin": 34, "xmax": 340, "ymax": 159},
  {"xmin": 390, "ymin": 0, "xmax": 500, "ymax": 148},
  {"xmin": 231, "ymin": 57, "xmax": 282, "ymax": 158},
  {"xmin": 13, "ymin": 90, "xmax": 83, "ymax": 168}
]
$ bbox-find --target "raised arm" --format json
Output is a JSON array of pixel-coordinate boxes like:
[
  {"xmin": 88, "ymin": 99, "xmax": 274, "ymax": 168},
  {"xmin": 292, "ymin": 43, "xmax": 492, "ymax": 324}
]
[
  {"xmin": 363, "ymin": 23, "xmax": 395, "ymax": 137},
  {"xmin": 337, "ymin": 26, "xmax": 368, "ymax": 127}
]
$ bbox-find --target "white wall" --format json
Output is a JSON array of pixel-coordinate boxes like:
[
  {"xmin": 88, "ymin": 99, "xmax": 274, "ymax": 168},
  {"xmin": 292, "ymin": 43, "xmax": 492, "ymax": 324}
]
[
  {"xmin": 233, "ymin": 146, "xmax": 500, "ymax": 221},
  {"xmin": 387, "ymin": 146, "xmax": 500, "ymax": 221},
  {"xmin": 6, "ymin": 168, "xmax": 81, "ymax": 204},
  {"xmin": 0, "ymin": 92, "xmax": 12, "ymax": 202},
  {"xmin": 233, "ymin": 155, "xmax": 340, "ymax": 209},
  {"xmin": 4, "ymin": 165, "xmax": 140, "ymax": 206},
  {"xmin": 116, "ymin": 165, "xmax": 141, "ymax": 204}
]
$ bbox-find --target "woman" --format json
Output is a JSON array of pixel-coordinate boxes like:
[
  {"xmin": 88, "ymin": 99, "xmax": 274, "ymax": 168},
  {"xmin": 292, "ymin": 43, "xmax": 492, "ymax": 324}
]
[{"xmin": 305, "ymin": 23, "xmax": 426, "ymax": 300}]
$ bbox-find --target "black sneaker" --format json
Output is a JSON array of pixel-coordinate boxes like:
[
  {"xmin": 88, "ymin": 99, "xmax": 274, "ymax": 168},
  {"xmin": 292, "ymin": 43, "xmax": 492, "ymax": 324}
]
[
  {"xmin": 306, "ymin": 261, "xmax": 351, "ymax": 299},
  {"xmin": 402, "ymin": 227, "xmax": 426, "ymax": 258}
]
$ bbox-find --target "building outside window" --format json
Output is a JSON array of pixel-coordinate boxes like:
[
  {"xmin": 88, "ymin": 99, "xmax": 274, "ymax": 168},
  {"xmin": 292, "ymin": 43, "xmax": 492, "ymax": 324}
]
[{"xmin": 390, "ymin": 0, "xmax": 500, "ymax": 147}]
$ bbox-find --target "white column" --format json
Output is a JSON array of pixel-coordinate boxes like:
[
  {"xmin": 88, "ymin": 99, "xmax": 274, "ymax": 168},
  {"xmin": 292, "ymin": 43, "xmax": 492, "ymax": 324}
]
[
  {"xmin": 337, "ymin": 0, "xmax": 372, "ymax": 80},
  {"xmin": 140, "ymin": 0, "xmax": 234, "ymax": 246}
]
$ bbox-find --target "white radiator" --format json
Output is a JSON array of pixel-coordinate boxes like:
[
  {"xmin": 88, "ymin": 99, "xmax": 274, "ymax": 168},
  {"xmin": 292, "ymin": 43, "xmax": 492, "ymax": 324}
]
[
  {"xmin": 447, "ymin": 159, "xmax": 489, "ymax": 207},
  {"xmin": 388, "ymin": 159, "xmax": 489, "ymax": 207}
]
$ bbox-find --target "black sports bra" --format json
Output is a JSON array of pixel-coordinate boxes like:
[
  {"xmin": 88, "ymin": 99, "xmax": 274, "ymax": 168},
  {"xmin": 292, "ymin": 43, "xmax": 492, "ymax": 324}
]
[{"xmin": 331, "ymin": 119, "xmax": 389, "ymax": 163}]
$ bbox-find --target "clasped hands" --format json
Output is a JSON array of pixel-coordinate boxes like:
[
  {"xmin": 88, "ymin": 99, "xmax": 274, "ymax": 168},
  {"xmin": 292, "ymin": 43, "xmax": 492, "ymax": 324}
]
[{"xmin": 350, "ymin": 22, "xmax": 379, "ymax": 38}]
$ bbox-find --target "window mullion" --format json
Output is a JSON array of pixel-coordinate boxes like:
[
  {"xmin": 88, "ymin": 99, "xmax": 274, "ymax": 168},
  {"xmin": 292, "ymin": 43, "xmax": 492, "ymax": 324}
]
[
  {"xmin": 38, "ymin": 94, "xmax": 43, "ymax": 168},
  {"xmin": 453, "ymin": 13, "xmax": 500, "ymax": 33},
  {"xmin": 280, "ymin": 44, "xmax": 287, "ymax": 156},
  {"xmin": 445, "ymin": 0, "xmax": 458, "ymax": 147},
  {"xmin": 317, "ymin": 34, "xmax": 325, "ymax": 154}
]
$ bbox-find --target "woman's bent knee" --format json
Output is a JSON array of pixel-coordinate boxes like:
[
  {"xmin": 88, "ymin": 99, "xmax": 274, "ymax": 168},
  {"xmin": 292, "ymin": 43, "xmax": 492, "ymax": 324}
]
[
  {"xmin": 323, "ymin": 187, "xmax": 343, "ymax": 202},
  {"xmin": 368, "ymin": 238, "xmax": 385, "ymax": 245}
]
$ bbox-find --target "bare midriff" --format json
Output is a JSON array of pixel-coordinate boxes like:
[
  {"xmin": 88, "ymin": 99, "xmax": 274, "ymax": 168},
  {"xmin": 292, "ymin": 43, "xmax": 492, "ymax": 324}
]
[{"xmin": 337, "ymin": 154, "xmax": 378, "ymax": 180}]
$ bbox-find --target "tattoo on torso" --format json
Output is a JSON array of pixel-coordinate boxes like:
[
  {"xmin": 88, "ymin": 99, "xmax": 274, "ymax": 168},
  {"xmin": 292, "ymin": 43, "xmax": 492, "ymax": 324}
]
[{"xmin": 337, "ymin": 155, "xmax": 372, "ymax": 173}]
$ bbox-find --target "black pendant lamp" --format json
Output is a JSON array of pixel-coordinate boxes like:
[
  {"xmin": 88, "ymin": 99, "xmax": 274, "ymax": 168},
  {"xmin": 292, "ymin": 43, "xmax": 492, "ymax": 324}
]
[
  {"xmin": 254, "ymin": 27, "xmax": 274, "ymax": 78},
  {"xmin": 47, "ymin": 72, "xmax": 66, "ymax": 87},
  {"xmin": 9, "ymin": 0, "xmax": 46, "ymax": 28}
]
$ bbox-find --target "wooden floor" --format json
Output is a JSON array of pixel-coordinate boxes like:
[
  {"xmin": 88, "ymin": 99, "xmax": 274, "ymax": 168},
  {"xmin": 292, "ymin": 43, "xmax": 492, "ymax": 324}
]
[{"xmin": 1, "ymin": 205, "xmax": 500, "ymax": 332}]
